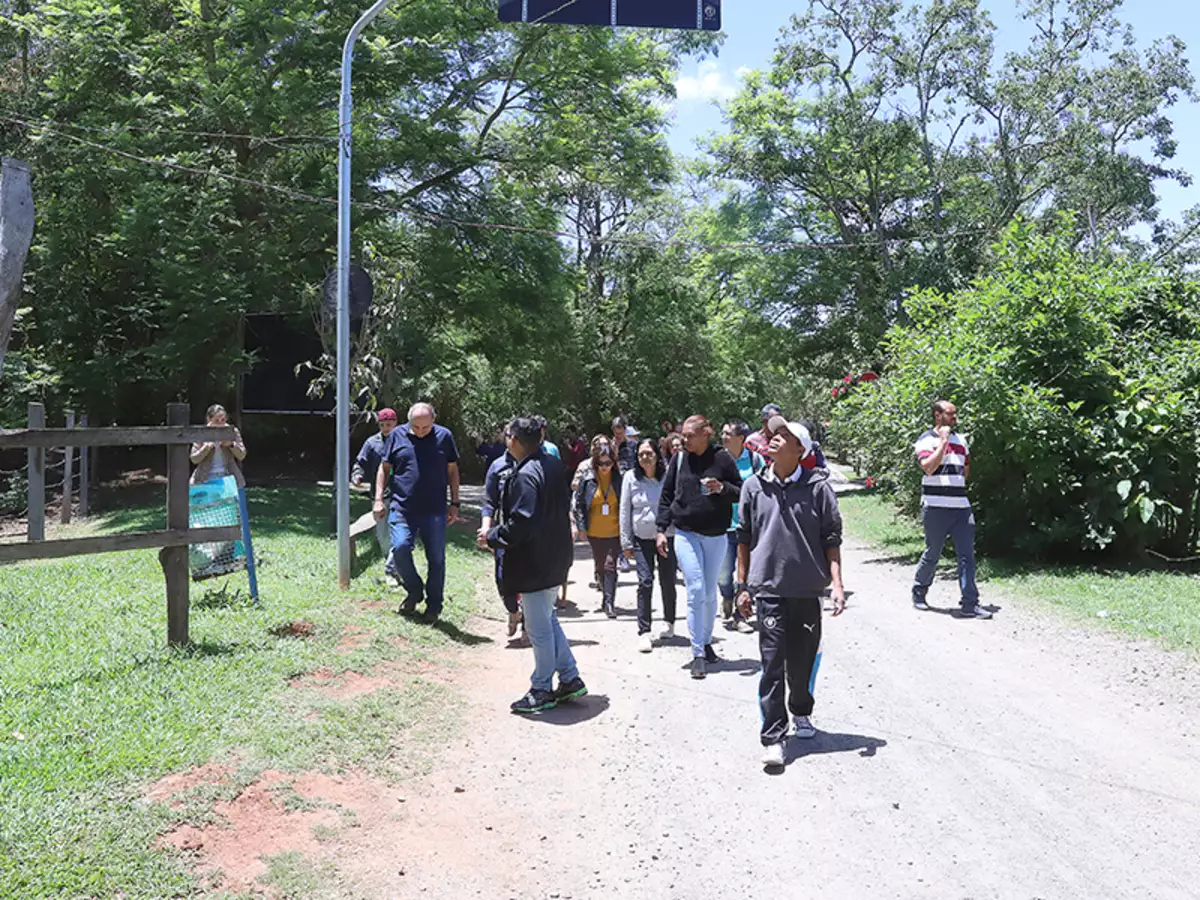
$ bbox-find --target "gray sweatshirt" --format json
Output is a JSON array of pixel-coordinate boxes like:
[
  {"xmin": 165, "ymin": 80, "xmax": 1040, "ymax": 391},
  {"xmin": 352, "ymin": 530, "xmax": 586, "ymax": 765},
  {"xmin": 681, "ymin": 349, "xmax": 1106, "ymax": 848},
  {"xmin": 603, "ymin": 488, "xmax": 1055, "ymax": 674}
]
[
  {"xmin": 736, "ymin": 465, "xmax": 842, "ymax": 598},
  {"xmin": 620, "ymin": 472, "xmax": 666, "ymax": 549}
]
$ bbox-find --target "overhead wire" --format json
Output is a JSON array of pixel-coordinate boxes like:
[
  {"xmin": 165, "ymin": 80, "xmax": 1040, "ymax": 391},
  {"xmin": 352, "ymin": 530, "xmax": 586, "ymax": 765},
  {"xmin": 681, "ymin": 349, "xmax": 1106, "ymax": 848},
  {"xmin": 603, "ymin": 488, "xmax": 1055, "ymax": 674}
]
[{"xmin": 1, "ymin": 109, "xmax": 1003, "ymax": 254}]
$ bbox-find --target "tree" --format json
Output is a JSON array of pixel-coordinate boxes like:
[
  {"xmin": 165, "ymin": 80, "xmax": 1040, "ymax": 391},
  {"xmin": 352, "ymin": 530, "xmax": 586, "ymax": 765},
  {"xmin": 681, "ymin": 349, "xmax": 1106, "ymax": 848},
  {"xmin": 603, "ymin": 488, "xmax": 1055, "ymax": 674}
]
[{"xmin": 705, "ymin": 0, "xmax": 1195, "ymax": 372}]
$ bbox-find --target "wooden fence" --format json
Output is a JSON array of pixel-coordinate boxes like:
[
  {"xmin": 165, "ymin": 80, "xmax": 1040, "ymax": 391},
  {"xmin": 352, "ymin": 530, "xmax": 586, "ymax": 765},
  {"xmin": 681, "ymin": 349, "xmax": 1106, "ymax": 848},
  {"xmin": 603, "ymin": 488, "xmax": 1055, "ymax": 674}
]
[{"xmin": 0, "ymin": 403, "xmax": 240, "ymax": 645}]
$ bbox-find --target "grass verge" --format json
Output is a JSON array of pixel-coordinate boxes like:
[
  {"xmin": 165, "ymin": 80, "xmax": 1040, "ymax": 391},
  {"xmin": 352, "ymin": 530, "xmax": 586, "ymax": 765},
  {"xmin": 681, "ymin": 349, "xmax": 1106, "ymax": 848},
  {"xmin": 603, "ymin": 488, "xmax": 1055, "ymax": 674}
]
[
  {"xmin": 839, "ymin": 490, "xmax": 1200, "ymax": 653},
  {"xmin": 0, "ymin": 483, "xmax": 491, "ymax": 898}
]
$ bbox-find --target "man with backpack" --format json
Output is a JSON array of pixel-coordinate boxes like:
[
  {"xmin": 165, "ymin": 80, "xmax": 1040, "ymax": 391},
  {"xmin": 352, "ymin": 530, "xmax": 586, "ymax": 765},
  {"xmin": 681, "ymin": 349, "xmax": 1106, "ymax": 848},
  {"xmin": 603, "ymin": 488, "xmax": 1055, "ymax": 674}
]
[{"xmin": 719, "ymin": 420, "xmax": 767, "ymax": 631}]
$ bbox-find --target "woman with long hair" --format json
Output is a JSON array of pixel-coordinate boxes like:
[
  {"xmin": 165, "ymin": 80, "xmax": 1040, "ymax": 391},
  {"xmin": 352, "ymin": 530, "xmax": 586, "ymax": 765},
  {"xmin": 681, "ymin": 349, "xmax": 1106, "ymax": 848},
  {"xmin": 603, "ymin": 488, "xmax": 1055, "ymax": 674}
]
[
  {"xmin": 655, "ymin": 415, "xmax": 743, "ymax": 679},
  {"xmin": 574, "ymin": 445, "xmax": 622, "ymax": 618},
  {"xmin": 620, "ymin": 439, "xmax": 678, "ymax": 652}
]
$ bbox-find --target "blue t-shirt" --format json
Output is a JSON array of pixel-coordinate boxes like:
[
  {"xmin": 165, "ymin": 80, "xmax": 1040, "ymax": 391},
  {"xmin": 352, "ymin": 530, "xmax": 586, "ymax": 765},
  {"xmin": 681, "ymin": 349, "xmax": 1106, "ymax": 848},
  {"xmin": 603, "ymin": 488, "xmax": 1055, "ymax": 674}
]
[
  {"xmin": 380, "ymin": 431, "xmax": 418, "ymax": 513},
  {"xmin": 729, "ymin": 447, "xmax": 764, "ymax": 531},
  {"xmin": 542, "ymin": 440, "xmax": 561, "ymax": 459},
  {"xmin": 396, "ymin": 423, "xmax": 460, "ymax": 515}
]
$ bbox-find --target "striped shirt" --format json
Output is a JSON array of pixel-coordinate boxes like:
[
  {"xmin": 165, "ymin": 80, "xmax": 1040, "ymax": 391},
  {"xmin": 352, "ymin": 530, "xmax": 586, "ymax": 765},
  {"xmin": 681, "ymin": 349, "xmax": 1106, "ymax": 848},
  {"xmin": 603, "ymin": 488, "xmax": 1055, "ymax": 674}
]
[{"xmin": 914, "ymin": 430, "xmax": 970, "ymax": 508}]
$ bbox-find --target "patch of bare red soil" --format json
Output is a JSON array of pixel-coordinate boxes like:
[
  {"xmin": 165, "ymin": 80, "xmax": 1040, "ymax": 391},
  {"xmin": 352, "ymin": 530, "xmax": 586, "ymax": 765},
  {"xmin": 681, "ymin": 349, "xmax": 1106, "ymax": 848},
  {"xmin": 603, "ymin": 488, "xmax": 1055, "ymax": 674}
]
[{"xmin": 156, "ymin": 769, "xmax": 398, "ymax": 894}]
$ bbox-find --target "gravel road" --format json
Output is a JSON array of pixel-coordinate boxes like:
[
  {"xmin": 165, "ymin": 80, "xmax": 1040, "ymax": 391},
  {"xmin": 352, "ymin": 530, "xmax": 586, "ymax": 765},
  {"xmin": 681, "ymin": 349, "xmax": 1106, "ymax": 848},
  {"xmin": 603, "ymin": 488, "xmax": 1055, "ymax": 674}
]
[{"xmin": 355, "ymin": 503, "xmax": 1200, "ymax": 900}]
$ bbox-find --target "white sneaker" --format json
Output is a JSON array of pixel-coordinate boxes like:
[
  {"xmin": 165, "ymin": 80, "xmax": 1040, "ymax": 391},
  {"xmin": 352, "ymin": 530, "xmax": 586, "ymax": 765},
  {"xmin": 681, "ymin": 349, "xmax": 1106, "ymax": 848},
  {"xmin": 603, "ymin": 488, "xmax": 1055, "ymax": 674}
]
[
  {"xmin": 660, "ymin": 622, "xmax": 675, "ymax": 639},
  {"xmin": 638, "ymin": 632, "xmax": 654, "ymax": 653},
  {"xmin": 793, "ymin": 716, "xmax": 816, "ymax": 739},
  {"xmin": 761, "ymin": 742, "xmax": 785, "ymax": 769}
]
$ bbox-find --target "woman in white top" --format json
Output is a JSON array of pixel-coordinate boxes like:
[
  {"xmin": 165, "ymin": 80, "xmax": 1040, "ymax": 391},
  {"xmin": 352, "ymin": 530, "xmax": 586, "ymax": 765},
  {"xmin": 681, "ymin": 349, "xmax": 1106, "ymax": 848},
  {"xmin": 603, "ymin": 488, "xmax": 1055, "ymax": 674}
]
[
  {"xmin": 620, "ymin": 439, "xmax": 678, "ymax": 652},
  {"xmin": 189, "ymin": 404, "xmax": 247, "ymax": 487}
]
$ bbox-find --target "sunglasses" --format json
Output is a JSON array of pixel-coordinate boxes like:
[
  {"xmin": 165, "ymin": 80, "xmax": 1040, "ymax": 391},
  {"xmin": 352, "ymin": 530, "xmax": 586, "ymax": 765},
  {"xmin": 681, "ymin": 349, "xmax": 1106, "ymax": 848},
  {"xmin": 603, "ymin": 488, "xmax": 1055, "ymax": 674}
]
[{"xmin": 598, "ymin": 460, "xmax": 614, "ymax": 468}]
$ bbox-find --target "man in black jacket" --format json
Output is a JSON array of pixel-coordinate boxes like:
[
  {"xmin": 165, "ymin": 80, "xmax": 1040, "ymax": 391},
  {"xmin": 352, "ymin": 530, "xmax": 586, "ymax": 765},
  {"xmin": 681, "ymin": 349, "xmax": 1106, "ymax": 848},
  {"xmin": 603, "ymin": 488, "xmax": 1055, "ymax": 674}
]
[{"xmin": 487, "ymin": 416, "xmax": 588, "ymax": 714}]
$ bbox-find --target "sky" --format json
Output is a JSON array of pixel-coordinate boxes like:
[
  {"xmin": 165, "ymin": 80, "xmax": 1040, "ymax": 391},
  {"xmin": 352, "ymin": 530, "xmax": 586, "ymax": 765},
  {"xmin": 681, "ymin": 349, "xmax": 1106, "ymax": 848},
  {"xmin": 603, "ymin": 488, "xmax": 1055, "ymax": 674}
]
[{"xmin": 667, "ymin": 0, "xmax": 1200, "ymax": 222}]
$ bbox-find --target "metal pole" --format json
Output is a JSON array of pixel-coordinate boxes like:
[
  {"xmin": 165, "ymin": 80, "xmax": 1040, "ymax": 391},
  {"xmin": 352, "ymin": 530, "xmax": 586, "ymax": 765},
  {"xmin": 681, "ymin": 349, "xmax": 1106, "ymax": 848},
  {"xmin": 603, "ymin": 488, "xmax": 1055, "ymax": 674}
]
[{"xmin": 337, "ymin": 0, "xmax": 393, "ymax": 590}]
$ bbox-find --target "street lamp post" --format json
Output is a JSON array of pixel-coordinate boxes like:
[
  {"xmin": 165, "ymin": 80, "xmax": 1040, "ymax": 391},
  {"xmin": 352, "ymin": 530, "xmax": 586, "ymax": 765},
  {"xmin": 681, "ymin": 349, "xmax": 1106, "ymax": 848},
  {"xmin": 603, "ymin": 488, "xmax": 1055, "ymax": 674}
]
[{"xmin": 336, "ymin": 0, "xmax": 393, "ymax": 589}]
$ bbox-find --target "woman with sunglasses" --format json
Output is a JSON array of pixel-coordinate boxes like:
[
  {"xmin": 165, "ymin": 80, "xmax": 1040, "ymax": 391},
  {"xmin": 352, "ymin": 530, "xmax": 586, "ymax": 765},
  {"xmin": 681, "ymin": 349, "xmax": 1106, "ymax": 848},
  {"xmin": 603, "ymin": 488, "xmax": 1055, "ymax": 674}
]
[
  {"xmin": 620, "ymin": 439, "xmax": 678, "ymax": 652},
  {"xmin": 574, "ymin": 447, "xmax": 623, "ymax": 618}
]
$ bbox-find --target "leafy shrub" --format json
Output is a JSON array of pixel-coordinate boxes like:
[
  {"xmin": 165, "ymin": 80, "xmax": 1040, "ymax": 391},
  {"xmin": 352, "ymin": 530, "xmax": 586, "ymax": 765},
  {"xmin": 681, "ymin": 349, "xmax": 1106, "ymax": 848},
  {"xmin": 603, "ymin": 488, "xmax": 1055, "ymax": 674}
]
[{"xmin": 833, "ymin": 221, "xmax": 1200, "ymax": 559}]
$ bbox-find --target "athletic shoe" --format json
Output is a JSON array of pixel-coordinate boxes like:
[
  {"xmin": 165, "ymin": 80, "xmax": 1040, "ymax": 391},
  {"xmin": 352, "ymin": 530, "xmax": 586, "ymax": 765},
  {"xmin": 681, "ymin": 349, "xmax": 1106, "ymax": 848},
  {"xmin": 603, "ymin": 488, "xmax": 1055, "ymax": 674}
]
[
  {"xmin": 638, "ymin": 632, "xmax": 654, "ymax": 653},
  {"xmin": 962, "ymin": 604, "xmax": 993, "ymax": 619},
  {"xmin": 792, "ymin": 716, "xmax": 816, "ymax": 739},
  {"xmin": 735, "ymin": 618, "xmax": 754, "ymax": 634},
  {"xmin": 912, "ymin": 597, "xmax": 930, "ymax": 611},
  {"xmin": 721, "ymin": 597, "xmax": 734, "ymax": 623},
  {"xmin": 761, "ymin": 742, "xmax": 785, "ymax": 769},
  {"xmin": 511, "ymin": 689, "xmax": 557, "ymax": 714},
  {"xmin": 554, "ymin": 677, "xmax": 588, "ymax": 703},
  {"xmin": 506, "ymin": 611, "xmax": 521, "ymax": 637},
  {"xmin": 690, "ymin": 657, "xmax": 707, "ymax": 679},
  {"xmin": 660, "ymin": 622, "xmax": 676, "ymax": 639},
  {"xmin": 604, "ymin": 601, "xmax": 617, "ymax": 619},
  {"xmin": 421, "ymin": 609, "xmax": 440, "ymax": 625},
  {"xmin": 703, "ymin": 643, "xmax": 720, "ymax": 664}
]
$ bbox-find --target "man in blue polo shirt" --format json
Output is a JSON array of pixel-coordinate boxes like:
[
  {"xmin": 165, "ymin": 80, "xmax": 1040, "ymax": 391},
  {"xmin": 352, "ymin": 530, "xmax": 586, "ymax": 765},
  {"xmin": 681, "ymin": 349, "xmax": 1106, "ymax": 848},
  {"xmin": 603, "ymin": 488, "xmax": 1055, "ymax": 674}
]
[{"xmin": 374, "ymin": 401, "xmax": 461, "ymax": 623}]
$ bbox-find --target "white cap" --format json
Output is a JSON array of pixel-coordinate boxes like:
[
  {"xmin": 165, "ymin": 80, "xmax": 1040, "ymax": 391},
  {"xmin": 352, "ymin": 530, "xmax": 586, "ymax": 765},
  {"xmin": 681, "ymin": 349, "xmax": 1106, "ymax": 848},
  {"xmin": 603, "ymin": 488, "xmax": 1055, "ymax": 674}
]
[{"xmin": 766, "ymin": 415, "xmax": 812, "ymax": 457}]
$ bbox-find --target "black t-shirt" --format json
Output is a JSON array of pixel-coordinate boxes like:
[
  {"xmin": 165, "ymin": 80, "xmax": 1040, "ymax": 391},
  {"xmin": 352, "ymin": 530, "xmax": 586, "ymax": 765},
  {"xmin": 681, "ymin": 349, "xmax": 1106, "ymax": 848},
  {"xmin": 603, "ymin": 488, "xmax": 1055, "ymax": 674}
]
[{"xmin": 655, "ymin": 445, "xmax": 743, "ymax": 537}]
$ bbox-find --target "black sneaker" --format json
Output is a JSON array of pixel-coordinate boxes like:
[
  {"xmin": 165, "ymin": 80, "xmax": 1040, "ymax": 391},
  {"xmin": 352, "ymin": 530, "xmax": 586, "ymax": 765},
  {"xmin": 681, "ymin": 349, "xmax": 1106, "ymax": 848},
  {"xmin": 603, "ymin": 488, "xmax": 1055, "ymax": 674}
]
[
  {"xmin": 421, "ymin": 609, "xmax": 441, "ymax": 625},
  {"xmin": 511, "ymin": 689, "xmax": 558, "ymax": 714},
  {"xmin": 704, "ymin": 643, "xmax": 720, "ymax": 664},
  {"xmin": 912, "ymin": 596, "xmax": 930, "ymax": 612},
  {"xmin": 399, "ymin": 595, "xmax": 420, "ymax": 615},
  {"xmin": 604, "ymin": 601, "xmax": 617, "ymax": 619},
  {"xmin": 960, "ymin": 604, "xmax": 993, "ymax": 619},
  {"xmin": 554, "ymin": 677, "xmax": 588, "ymax": 703}
]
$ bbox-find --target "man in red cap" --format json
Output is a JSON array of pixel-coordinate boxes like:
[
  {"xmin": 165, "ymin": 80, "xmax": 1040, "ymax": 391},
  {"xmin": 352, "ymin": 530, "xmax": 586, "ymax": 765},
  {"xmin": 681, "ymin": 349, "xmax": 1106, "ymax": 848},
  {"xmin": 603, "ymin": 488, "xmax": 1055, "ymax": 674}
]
[{"xmin": 353, "ymin": 408, "xmax": 400, "ymax": 581}]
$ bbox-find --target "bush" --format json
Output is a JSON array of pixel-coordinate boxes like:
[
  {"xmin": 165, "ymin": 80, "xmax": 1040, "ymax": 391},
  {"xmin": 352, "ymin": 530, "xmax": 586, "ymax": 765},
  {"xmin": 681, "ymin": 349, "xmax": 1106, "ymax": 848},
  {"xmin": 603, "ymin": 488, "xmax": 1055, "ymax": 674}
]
[{"xmin": 832, "ymin": 221, "xmax": 1200, "ymax": 560}]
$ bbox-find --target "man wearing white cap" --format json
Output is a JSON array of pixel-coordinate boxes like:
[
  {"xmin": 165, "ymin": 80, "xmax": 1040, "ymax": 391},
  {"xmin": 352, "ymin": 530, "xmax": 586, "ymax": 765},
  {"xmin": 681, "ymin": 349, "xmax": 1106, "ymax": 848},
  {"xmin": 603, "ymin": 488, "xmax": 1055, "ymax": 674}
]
[{"xmin": 736, "ymin": 416, "xmax": 845, "ymax": 770}]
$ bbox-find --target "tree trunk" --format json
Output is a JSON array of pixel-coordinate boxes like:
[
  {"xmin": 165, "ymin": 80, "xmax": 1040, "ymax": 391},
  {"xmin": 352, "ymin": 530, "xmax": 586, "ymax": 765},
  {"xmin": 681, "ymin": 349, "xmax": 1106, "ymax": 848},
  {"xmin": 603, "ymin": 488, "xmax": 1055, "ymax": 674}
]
[{"xmin": 0, "ymin": 157, "xmax": 35, "ymax": 375}]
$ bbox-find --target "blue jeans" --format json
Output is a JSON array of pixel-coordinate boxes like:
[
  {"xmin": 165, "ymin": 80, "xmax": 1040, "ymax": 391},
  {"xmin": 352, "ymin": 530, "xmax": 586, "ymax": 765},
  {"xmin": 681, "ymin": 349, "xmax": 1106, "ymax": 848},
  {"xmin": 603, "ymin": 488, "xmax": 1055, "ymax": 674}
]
[
  {"xmin": 389, "ymin": 509, "xmax": 448, "ymax": 615},
  {"xmin": 718, "ymin": 530, "xmax": 738, "ymax": 601},
  {"xmin": 912, "ymin": 506, "xmax": 979, "ymax": 609},
  {"xmin": 522, "ymin": 587, "xmax": 579, "ymax": 693},
  {"xmin": 675, "ymin": 530, "xmax": 727, "ymax": 657}
]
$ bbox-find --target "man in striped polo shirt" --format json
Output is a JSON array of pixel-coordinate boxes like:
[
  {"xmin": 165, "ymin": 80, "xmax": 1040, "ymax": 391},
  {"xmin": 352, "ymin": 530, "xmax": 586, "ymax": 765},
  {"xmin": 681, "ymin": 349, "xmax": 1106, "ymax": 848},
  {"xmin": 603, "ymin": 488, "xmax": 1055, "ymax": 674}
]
[{"xmin": 911, "ymin": 400, "xmax": 992, "ymax": 619}]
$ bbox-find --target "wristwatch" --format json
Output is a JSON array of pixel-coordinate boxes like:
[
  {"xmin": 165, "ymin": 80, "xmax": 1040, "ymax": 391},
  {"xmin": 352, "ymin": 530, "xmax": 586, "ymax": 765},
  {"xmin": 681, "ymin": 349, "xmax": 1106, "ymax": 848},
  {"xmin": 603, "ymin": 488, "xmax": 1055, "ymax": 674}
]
[{"xmin": 450, "ymin": 500, "xmax": 461, "ymax": 508}]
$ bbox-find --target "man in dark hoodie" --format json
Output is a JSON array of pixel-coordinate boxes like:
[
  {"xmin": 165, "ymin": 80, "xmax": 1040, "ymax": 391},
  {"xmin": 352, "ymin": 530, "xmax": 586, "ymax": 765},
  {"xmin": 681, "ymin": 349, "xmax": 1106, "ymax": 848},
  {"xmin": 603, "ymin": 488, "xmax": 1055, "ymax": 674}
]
[
  {"xmin": 737, "ymin": 416, "xmax": 845, "ymax": 770},
  {"xmin": 487, "ymin": 416, "xmax": 588, "ymax": 714}
]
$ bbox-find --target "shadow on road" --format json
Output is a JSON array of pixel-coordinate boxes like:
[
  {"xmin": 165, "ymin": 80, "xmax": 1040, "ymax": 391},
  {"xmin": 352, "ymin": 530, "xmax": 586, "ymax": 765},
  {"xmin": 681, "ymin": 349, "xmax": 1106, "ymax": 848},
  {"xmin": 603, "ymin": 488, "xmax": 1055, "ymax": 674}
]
[
  {"xmin": 524, "ymin": 694, "xmax": 611, "ymax": 726},
  {"xmin": 679, "ymin": 657, "xmax": 762, "ymax": 676},
  {"xmin": 775, "ymin": 731, "xmax": 889, "ymax": 770}
]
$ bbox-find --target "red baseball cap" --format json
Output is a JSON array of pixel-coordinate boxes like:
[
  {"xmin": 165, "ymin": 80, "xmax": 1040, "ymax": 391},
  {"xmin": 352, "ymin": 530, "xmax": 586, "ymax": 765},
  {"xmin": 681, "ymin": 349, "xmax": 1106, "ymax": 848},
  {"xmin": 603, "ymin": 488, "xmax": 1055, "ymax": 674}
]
[{"xmin": 378, "ymin": 408, "xmax": 398, "ymax": 422}]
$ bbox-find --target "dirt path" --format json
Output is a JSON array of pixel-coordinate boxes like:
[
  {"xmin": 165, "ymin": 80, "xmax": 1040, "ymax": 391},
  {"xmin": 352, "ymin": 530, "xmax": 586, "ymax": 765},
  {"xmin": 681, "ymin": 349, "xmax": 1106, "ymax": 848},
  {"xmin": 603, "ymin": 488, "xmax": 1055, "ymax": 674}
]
[{"xmin": 324, "ymin": 522, "xmax": 1200, "ymax": 900}]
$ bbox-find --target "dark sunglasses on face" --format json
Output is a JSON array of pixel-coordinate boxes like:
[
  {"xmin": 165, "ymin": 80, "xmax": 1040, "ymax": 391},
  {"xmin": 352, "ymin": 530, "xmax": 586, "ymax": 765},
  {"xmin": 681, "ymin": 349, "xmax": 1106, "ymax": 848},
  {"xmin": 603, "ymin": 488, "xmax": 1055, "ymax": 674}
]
[{"xmin": 598, "ymin": 460, "xmax": 614, "ymax": 468}]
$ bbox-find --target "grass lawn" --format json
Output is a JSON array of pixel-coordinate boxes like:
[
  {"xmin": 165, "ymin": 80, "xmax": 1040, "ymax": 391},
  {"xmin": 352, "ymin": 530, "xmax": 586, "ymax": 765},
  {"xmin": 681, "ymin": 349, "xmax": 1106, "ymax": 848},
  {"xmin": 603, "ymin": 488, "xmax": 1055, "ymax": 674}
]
[
  {"xmin": 0, "ymin": 483, "xmax": 491, "ymax": 898},
  {"xmin": 838, "ymin": 491, "xmax": 1200, "ymax": 653}
]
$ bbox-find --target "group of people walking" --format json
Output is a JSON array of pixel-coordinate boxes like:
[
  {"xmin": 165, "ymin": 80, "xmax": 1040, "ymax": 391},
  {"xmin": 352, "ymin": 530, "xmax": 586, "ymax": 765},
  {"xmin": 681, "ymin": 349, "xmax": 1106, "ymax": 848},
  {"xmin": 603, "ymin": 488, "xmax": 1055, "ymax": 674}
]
[{"xmin": 359, "ymin": 398, "xmax": 989, "ymax": 769}]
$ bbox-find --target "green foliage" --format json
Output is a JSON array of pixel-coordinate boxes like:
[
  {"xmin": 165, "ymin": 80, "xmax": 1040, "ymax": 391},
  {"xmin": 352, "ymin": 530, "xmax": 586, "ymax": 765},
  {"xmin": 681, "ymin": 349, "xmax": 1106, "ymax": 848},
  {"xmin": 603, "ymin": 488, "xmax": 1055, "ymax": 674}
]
[
  {"xmin": 834, "ymin": 220, "xmax": 1200, "ymax": 559},
  {"xmin": 0, "ymin": 484, "xmax": 489, "ymax": 897},
  {"xmin": 705, "ymin": 0, "xmax": 1196, "ymax": 372}
]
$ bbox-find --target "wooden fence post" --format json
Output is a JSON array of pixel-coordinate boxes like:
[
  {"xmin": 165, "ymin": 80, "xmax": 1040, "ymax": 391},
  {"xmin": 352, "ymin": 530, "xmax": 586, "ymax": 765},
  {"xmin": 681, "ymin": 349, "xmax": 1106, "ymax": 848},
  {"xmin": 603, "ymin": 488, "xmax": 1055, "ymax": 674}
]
[
  {"xmin": 78, "ymin": 413, "xmax": 89, "ymax": 518},
  {"xmin": 27, "ymin": 402, "xmax": 44, "ymax": 541},
  {"xmin": 60, "ymin": 409, "xmax": 74, "ymax": 524},
  {"xmin": 162, "ymin": 403, "xmax": 191, "ymax": 646}
]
